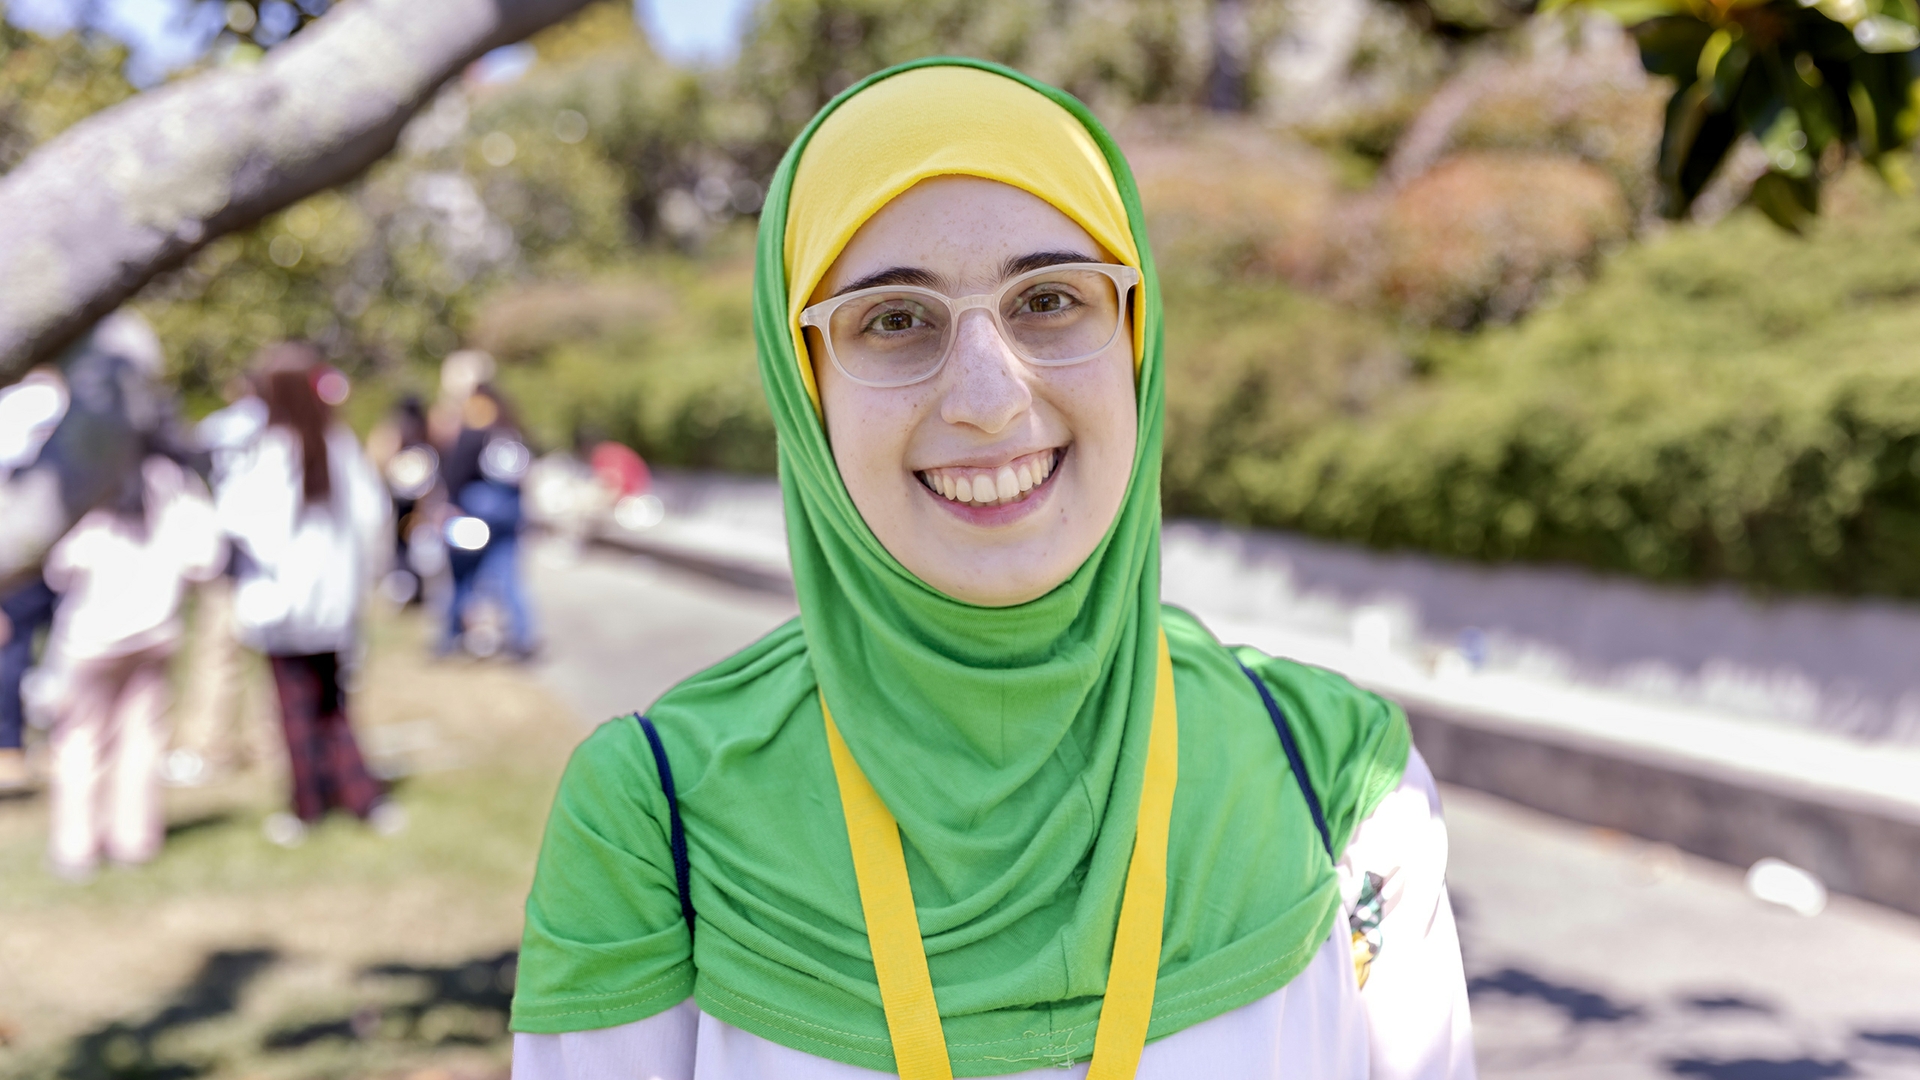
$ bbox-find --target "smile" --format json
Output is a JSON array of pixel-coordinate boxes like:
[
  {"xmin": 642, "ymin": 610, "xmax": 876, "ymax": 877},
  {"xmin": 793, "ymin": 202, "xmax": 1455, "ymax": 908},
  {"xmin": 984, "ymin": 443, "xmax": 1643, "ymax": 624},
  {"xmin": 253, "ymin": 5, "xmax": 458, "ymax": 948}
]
[{"xmin": 916, "ymin": 447, "xmax": 1064, "ymax": 508}]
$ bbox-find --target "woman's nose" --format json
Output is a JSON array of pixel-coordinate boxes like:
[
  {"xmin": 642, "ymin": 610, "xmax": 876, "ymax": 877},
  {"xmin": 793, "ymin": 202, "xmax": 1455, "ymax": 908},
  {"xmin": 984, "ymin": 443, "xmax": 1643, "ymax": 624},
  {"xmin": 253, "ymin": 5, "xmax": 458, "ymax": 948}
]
[{"xmin": 938, "ymin": 310, "xmax": 1032, "ymax": 434}]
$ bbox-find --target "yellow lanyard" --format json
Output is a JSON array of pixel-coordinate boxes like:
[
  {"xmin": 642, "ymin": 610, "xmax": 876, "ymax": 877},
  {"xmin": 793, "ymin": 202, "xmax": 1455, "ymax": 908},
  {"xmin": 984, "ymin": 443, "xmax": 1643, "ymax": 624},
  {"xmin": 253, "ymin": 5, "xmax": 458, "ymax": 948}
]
[{"xmin": 823, "ymin": 627, "xmax": 1180, "ymax": 1080}]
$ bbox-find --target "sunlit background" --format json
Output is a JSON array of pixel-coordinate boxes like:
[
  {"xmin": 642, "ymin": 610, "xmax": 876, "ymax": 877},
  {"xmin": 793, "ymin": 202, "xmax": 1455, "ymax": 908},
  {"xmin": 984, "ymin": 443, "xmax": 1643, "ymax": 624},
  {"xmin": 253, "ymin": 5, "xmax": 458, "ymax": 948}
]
[{"xmin": 2, "ymin": 0, "xmax": 1920, "ymax": 1077}]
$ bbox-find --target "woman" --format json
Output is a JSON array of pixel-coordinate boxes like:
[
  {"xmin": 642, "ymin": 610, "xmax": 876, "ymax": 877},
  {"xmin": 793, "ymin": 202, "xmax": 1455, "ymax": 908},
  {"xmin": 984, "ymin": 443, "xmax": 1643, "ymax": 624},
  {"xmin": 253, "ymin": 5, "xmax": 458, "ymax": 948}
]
[
  {"xmin": 438, "ymin": 382, "xmax": 537, "ymax": 659},
  {"xmin": 365, "ymin": 393, "xmax": 441, "ymax": 607},
  {"xmin": 511, "ymin": 60, "xmax": 1473, "ymax": 1078},
  {"xmin": 41, "ymin": 451, "xmax": 224, "ymax": 878},
  {"xmin": 217, "ymin": 344, "xmax": 395, "ymax": 843}
]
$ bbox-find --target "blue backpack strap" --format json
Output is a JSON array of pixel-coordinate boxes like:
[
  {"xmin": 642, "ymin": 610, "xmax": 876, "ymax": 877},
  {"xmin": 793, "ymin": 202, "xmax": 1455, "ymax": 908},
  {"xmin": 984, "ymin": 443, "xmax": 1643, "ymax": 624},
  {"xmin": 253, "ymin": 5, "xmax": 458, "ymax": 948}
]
[
  {"xmin": 633, "ymin": 714, "xmax": 695, "ymax": 942},
  {"xmin": 1237, "ymin": 663, "xmax": 1334, "ymax": 862}
]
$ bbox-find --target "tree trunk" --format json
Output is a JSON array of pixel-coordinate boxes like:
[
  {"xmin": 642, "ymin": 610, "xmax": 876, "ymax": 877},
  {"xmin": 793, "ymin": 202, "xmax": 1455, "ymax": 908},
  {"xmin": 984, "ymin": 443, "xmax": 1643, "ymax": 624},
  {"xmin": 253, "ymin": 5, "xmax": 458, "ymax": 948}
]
[{"xmin": 0, "ymin": 0, "xmax": 596, "ymax": 386}]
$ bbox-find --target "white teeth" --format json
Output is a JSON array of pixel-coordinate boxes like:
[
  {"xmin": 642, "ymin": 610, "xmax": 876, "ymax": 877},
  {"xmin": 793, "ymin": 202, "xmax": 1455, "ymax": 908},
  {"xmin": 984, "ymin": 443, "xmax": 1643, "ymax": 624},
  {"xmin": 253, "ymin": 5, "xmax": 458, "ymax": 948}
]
[{"xmin": 920, "ymin": 449, "xmax": 1062, "ymax": 506}]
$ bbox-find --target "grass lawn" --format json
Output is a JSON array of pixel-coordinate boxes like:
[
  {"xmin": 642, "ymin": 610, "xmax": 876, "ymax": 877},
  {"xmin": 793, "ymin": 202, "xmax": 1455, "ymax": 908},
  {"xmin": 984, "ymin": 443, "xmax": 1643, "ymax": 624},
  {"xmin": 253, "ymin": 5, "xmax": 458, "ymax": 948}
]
[{"xmin": 0, "ymin": 606, "xmax": 584, "ymax": 1080}]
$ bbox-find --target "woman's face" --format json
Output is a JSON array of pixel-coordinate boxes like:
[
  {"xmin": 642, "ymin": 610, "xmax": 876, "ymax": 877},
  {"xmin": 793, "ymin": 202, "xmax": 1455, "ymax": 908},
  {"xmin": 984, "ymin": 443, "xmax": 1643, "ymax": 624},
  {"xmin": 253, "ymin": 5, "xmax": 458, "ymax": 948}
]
[{"xmin": 811, "ymin": 176, "xmax": 1137, "ymax": 607}]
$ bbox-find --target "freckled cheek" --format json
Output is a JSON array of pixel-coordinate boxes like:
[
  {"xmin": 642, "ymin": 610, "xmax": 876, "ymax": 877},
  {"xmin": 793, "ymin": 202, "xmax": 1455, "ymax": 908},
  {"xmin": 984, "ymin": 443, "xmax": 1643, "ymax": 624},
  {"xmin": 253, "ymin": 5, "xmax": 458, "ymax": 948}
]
[
  {"xmin": 839, "ymin": 389, "xmax": 935, "ymax": 490},
  {"xmin": 1042, "ymin": 355, "xmax": 1136, "ymax": 462}
]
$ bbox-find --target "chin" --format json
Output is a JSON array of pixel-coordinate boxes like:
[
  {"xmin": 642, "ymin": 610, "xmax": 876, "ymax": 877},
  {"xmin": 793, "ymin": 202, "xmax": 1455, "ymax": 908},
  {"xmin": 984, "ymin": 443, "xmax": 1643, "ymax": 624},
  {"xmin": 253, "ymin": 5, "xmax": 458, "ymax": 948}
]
[{"xmin": 912, "ymin": 535, "xmax": 1074, "ymax": 608}]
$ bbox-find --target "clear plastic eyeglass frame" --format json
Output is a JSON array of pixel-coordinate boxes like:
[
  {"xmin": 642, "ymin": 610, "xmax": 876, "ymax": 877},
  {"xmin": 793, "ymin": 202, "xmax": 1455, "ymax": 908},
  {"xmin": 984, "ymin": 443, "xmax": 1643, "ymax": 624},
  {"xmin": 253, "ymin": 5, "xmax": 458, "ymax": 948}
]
[{"xmin": 798, "ymin": 261, "xmax": 1141, "ymax": 389}]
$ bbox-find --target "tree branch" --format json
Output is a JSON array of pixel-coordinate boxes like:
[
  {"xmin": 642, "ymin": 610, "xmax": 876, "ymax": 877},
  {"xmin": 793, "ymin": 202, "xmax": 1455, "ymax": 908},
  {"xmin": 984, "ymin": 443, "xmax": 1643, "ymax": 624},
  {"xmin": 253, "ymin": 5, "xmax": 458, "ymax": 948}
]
[{"xmin": 0, "ymin": 0, "xmax": 595, "ymax": 384}]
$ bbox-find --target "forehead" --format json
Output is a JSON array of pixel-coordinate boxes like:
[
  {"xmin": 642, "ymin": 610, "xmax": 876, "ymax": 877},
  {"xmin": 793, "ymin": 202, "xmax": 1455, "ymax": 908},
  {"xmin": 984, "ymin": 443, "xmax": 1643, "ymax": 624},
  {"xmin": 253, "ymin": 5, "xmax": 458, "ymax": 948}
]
[{"xmin": 818, "ymin": 177, "xmax": 1103, "ymax": 299}]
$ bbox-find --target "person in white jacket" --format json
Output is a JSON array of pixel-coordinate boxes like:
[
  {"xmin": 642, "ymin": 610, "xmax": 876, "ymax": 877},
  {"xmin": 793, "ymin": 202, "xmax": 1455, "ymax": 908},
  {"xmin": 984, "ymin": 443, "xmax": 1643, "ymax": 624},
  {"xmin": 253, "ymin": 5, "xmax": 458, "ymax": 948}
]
[
  {"xmin": 41, "ymin": 454, "xmax": 225, "ymax": 878},
  {"xmin": 215, "ymin": 345, "xmax": 395, "ymax": 844}
]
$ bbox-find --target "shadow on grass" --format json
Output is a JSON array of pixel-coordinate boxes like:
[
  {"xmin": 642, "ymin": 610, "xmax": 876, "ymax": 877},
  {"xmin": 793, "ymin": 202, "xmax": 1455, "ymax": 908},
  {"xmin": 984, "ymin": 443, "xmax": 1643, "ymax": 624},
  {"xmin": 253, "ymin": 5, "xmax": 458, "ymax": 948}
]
[
  {"xmin": 45, "ymin": 947, "xmax": 518, "ymax": 1080},
  {"xmin": 1683, "ymin": 993, "xmax": 1776, "ymax": 1015},
  {"xmin": 264, "ymin": 949, "xmax": 517, "ymax": 1051},
  {"xmin": 58, "ymin": 948, "xmax": 278, "ymax": 1080},
  {"xmin": 1667, "ymin": 1059, "xmax": 1855, "ymax": 1079},
  {"xmin": 1858, "ymin": 1030, "xmax": 1920, "ymax": 1051},
  {"xmin": 1467, "ymin": 966, "xmax": 1643, "ymax": 1024},
  {"xmin": 161, "ymin": 812, "xmax": 238, "ymax": 841}
]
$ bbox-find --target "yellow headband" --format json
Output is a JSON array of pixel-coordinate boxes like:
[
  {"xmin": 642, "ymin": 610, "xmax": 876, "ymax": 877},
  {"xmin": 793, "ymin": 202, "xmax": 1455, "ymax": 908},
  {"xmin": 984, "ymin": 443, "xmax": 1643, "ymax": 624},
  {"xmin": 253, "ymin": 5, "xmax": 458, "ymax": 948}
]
[{"xmin": 784, "ymin": 66, "xmax": 1141, "ymax": 411}]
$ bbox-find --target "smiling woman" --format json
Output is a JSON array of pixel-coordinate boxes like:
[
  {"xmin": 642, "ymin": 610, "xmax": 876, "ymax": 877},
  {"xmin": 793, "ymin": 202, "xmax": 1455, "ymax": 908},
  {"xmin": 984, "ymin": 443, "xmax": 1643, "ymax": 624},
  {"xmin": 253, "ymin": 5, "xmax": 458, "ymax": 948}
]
[
  {"xmin": 809, "ymin": 177, "xmax": 1139, "ymax": 606},
  {"xmin": 507, "ymin": 59, "xmax": 1475, "ymax": 1080}
]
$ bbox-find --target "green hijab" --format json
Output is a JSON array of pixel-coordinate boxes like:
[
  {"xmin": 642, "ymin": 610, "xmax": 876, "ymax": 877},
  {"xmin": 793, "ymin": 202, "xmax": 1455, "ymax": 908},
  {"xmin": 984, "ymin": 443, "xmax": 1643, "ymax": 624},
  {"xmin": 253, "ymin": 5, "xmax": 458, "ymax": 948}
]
[{"xmin": 511, "ymin": 58, "xmax": 1411, "ymax": 1076}]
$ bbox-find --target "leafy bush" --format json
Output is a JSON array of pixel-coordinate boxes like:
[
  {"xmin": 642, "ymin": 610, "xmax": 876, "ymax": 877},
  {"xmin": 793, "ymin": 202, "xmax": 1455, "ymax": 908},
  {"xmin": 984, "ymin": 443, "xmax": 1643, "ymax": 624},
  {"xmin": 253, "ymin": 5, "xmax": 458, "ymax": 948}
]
[
  {"xmin": 1437, "ymin": 22, "xmax": 1668, "ymax": 211},
  {"xmin": 1121, "ymin": 115, "xmax": 1343, "ymax": 278},
  {"xmin": 1335, "ymin": 150, "xmax": 1633, "ymax": 326},
  {"xmin": 1184, "ymin": 169, "xmax": 1920, "ymax": 596},
  {"xmin": 484, "ymin": 233, "xmax": 777, "ymax": 472},
  {"xmin": 1126, "ymin": 115, "xmax": 1639, "ymax": 328}
]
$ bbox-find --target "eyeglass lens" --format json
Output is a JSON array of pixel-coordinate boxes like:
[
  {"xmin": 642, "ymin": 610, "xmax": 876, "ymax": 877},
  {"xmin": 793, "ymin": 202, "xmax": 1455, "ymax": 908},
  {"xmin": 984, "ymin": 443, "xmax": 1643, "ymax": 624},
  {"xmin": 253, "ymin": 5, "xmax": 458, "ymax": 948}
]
[{"xmin": 825, "ymin": 268, "xmax": 1125, "ymax": 385}]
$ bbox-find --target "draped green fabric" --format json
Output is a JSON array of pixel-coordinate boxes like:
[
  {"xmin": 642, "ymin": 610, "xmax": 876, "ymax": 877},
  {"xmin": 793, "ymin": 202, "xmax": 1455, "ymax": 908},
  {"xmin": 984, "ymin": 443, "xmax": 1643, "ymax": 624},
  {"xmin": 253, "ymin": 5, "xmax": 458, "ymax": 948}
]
[{"xmin": 510, "ymin": 58, "xmax": 1411, "ymax": 1075}]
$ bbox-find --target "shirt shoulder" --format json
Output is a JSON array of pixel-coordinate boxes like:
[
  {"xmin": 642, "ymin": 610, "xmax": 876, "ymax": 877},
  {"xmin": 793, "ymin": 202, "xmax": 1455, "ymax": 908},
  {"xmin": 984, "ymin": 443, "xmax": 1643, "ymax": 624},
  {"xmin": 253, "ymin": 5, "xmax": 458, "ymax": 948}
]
[{"xmin": 1161, "ymin": 604, "xmax": 1411, "ymax": 858}]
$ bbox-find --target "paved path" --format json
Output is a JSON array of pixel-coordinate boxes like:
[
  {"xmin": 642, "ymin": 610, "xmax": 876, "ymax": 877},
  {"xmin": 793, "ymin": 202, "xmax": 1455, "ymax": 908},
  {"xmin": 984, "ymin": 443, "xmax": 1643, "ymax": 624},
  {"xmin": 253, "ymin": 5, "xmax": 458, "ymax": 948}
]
[
  {"xmin": 523, "ymin": 540, "xmax": 1920, "ymax": 1080},
  {"xmin": 525, "ymin": 539, "xmax": 796, "ymax": 726}
]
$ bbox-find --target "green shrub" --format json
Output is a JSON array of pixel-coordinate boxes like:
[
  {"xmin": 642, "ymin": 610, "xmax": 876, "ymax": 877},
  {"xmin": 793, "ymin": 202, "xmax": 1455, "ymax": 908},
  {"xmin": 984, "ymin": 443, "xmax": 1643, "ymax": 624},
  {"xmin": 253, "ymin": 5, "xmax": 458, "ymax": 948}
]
[
  {"xmin": 1189, "ymin": 171, "xmax": 1920, "ymax": 596},
  {"xmin": 486, "ymin": 235, "xmax": 777, "ymax": 472}
]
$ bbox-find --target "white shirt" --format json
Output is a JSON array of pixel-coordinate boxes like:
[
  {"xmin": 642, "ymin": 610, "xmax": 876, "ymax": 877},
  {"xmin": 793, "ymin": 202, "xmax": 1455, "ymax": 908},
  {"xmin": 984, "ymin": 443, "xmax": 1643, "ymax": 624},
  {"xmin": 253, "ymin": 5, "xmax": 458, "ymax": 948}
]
[
  {"xmin": 512, "ymin": 749, "xmax": 1475, "ymax": 1080},
  {"xmin": 217, "ymin": 425, "xmax": 390, "ymax": 656},
  {"xmin": 42, "ymin": 456, "xmax": 225, "ymax": 662},
  {"xmin": 196, "ymin": 395, "xmax": 268, "ymax": 486},
  {"xmin": 0, "ymin": 370, "xmax": 68, "ymax": 480}
]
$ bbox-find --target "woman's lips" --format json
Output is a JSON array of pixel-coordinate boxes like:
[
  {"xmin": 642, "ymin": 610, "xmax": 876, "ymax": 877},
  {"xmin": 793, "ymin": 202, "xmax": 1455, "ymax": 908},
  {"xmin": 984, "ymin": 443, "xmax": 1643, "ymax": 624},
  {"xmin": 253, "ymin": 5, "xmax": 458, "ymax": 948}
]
[{"xmin": 916, "ymin": 447, "xmax": 1062, "ymax": 508}]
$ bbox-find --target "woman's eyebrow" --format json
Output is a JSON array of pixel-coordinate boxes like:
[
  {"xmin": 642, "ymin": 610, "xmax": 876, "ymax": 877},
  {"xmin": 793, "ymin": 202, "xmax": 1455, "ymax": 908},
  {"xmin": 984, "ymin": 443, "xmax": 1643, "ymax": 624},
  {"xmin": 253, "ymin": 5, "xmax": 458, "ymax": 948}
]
[
  {"xmin": 1002, "ymin": 250, "xmax": 1096, "ymax": 277},
  {"xmin": 833, "ymin": 266, "xmax": 942, "ymax": 297},
  {"xmin": 829, "ymin": 250, "xmax": 1096, "ymax": 299}
]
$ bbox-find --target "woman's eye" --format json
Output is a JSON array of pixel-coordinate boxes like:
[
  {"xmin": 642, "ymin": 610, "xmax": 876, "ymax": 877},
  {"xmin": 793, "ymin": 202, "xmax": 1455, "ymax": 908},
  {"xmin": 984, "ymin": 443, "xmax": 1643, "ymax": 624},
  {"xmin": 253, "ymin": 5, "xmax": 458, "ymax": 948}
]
[
  {"xmin": 864, "ymin": 307, "xmax": 924, "ymax": 334},
  {"xmin": 1019, "ymin": 289, "xmax": 1076, "ymax": 315}
]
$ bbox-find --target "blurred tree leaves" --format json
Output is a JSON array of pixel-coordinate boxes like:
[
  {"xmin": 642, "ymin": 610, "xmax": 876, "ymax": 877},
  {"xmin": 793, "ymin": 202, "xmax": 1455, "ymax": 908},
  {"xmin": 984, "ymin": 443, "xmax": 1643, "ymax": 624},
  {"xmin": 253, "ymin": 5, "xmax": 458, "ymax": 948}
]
[
  {"xmin": 0, "ymin": 22, "xmax": 134, "ymax": 173},
  {"xmin": 1563, "ymin": 0, "xmax": 1920, "ymax": 228},
  {"xmin": 1387, "ymin": 0, "xmax": 1540, "ymax": 39},
  {"xmin": 732, "ymin": 0, "xmax": 1294, "ymax": 129},
  {"xmin": 218, "ymin": 0, "xmax": 329, "ymax": 57}
]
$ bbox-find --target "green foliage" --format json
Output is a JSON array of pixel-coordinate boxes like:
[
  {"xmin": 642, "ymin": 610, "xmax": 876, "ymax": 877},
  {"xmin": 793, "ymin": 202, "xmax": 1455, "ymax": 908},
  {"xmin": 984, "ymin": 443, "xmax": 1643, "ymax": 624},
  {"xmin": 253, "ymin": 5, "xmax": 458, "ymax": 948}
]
[
  {"xmin": 106, "ymin": 0, "xmax": 1320, "ymax": 409},
  {"xmin": 128, "ymin": 3, "xmax": 768, "ymax": 406},
  {"xmin": 481, "ymin": 6, "xmax": 749, "ymax": 250},
  {"xmin": 1568, "ymin": 0, "xmax": 1920, "ymax": 227},
  {"xmin": 732, "ymin": 0, "xmax": 1291, "ymax": 130},
  {"xmin": 482, "ymin": 232, "xmax": 777, "ymax": 472},
  {"xmin": 0, "ymin": 21, "xmax": 134, "ymax": 172},
  {"xmin": 1185, "ymin": 171, "xmax": 1920, "ymax": 595},
  {"xmin": 1160, "ymin": 269, "xmax": 1412, "ymax": 515},
  {"xmin": 136, "ymin": 164, "xmax": 500, "ymax": 410}
]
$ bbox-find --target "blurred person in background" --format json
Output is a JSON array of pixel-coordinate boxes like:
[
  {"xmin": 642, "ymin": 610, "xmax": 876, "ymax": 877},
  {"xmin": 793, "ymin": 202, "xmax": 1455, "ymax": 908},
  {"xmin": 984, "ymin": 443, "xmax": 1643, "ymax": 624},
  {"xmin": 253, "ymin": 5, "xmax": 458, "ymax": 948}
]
[
  {"xmin": 439, "ymin": 383, "xmax": 536, "ymax": 660},
  {"xmin": 525, "ymin": 427, "xmax": 657, "ymax": 554},
  {"xmin": 0, "ymin": 366, "xmax": 70, "ymax": 791},
  {"xmin": 169, "ymin": 373, "xmax": 273, "ymax": 787},
  {"xmin": 365, "ymin": 394, "xmax": 442, "ymax": 607},
  {"xmin": 39, "ymin": 445, "xmax": 225, "ymax": 880},
  {"xmin": 588, "ymin": 431, "xmax": 650, "ymax": 502},
  {"xmin": 0, "ymin": 313, "xmax": 200, "ymax": 587},
  {"xmin": 430, "ymin": 349, "xmax": 496, "ymax": 450},
  {"xmin": 217, "ymin": 344, "xmax": 397, "ymax": 846},
  {"xmin": 0, "ymin": 578, "xmax": 55, "ymax": 792}
]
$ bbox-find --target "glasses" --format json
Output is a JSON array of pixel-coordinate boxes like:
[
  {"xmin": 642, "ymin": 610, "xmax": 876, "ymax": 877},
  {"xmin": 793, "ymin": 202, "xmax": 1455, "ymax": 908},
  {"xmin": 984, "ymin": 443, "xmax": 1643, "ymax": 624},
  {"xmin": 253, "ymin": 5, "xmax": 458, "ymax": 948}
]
[{"xmin": 800, "ymin": 262, "xmax": 1140, "ymax": 388}]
